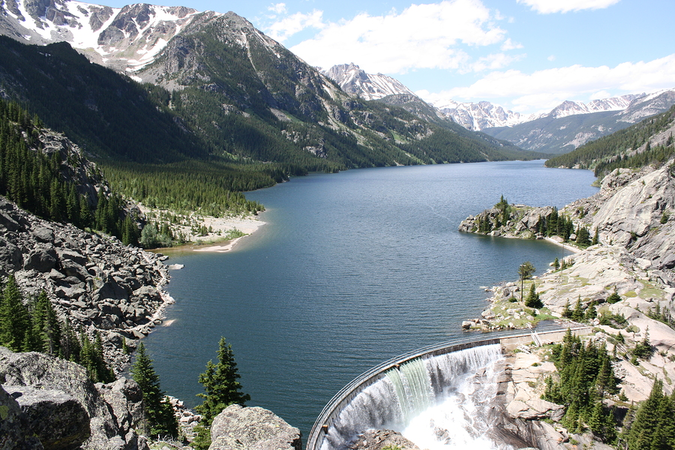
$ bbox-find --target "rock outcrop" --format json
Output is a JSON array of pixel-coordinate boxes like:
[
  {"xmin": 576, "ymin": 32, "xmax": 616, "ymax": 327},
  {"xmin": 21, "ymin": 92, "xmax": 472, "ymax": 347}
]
[
  {"xmin": 0, "ymin": 195, "xmax": 171, "ymax": 372},
  {"xmin": 208, "ymin": 404, "xmax": 302, "ymax": 450},
  {"xmin": 458, "ymin": 158, "xmax": 675, "ymax": 448},
  {"xmin": 348, "ymin": 429, "xmax": 420, "ymax": 450},
  {"xmin": 0, "ymin": 384, "xmax": 44, "ymax": 449},
  {"xmin": 0, "ymin": 347, "xmax": 148, "ymax": 450}
]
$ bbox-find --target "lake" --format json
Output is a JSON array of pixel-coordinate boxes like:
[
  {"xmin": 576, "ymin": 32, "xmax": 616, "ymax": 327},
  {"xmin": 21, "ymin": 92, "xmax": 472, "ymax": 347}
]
[{"xmin": 143, "ymin": 160, "xmax": 598, "ymax": 439}]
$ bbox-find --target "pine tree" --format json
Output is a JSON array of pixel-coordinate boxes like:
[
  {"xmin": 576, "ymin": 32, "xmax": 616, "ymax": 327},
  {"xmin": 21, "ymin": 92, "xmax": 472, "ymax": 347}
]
[
  {"xmin": 624, "ymin": 379, "xmax": 675, "ymax": 449},
  {"xmin": 32, "ymin": 290, "xmax": 61, "ymax": 355},
  {"xmin": 571, "ymin": 296, "xmax": 584, "ymax": 322},
  {"xmin": 518, "ymin": 262, "xmax": 535, "ymax": 302},
  {"xmin": 525, "ymin": 283, "xmax": 543, "ymax": 308},
  {"xmin": 0, "ymin": 275, "xmax": 31, "ymax": 351},
  {"xmin": 131, "ymin": 343, "xmax": 178, "ymax": 439},
  {"xmin": 196, "ymin": 337, "xmax": 250, "ymax": 425}
]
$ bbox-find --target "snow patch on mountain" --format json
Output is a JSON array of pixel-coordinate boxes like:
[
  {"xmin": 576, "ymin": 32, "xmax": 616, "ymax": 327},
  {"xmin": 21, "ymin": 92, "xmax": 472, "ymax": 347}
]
[
  {"xmin": 0, "ymin": 0, "xmax": 202, "ymax": 71},
  {"xmin": 435, "ymin": 94, "xmax": 653, "ymax": 131},
  {"xmin": 432, "ymin": 100, "xmax": 539, "ymax": 131},
  {"xmin": 323, "ymin": 63, "xmax": 415, "ymax": 101}
]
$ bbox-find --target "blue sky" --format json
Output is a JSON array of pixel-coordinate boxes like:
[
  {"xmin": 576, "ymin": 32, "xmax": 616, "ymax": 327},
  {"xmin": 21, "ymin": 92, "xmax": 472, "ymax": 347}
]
[{"xmin": 107, "ymin": 0, "xmax": 675, "ymax": 114}]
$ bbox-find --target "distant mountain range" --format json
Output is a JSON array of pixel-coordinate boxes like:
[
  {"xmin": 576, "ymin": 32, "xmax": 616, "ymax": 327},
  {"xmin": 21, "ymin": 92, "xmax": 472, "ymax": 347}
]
[
  {"xmin": 0, "ymin": 0, "xmax": 538, "ymax": 177},
  {"xmin": 324, "ymin": 64, "xmax": 675, "ymax": 154},
  {"xmin": 482, "ymin": 90, "xmax": 675, "ymax": 154}
]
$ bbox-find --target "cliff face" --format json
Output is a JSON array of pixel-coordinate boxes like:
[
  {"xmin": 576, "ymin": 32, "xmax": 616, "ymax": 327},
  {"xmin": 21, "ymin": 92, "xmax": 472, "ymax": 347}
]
[{"xmin": 459, "ymin": 160, "xmax": 675, "ymax": 280}]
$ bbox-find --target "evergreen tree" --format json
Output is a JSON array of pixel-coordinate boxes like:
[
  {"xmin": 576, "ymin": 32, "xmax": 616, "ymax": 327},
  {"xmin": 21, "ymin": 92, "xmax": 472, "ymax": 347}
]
[
  {"xmin": 624, "ymin": 379, "xmax": 675, "ymax": 449},
  {"xmin": 525, "ymin": 283, "xmax": 543, "ymax": 308},
  {"xmin": 196, "ymin": 337, "xmax": 250, "ymax": 425},
  {"xmin": 31, "ymin": 290, "xmax": 61, "ymax": 355},
  {"xmin": 518, "ymin": 262, "xmax": 535, "ymax": 302},
  {"xmin": 79, "ymin": 330, "xmax": 115, "ymax": 383},
  {"xmin": 131, "ymin": 343, "xmax": 178, "ymax": 439},
  {"xmin": 60, "ymin": 319, "xmax": 81, "ymax": 362},
  {"xmin": 607, "ymin": 291, "xmax": 621, "ymax": 304},
  {"xmin": 0, "ymin": 275, "xmax": 31, "ymax": 351},
  {"xmin": 571, "ymin": 296, "xmax": 585, "ymax": 322},
  {"xmin": 193, "ymin": 337, "xmax": 250, "ymax": 450}
]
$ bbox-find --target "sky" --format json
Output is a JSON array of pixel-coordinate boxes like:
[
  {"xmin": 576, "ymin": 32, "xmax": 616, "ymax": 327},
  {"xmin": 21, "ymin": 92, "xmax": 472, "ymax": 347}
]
[{"xmin": 105, "ymin": 0, "xmax": 675, "ymax": 114}]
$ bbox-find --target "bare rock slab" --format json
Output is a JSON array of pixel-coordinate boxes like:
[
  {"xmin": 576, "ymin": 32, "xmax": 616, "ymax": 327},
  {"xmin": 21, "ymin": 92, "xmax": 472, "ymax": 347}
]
[{"xmin": 209, "ymin": 404, "xmax": 301, "ymax": 450}]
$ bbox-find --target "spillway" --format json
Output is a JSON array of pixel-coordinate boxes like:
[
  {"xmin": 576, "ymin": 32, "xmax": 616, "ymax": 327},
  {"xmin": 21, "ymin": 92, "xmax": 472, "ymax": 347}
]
[{"xmin": 309, "ymin": 339, "xmax": 511, "ymax": 450}]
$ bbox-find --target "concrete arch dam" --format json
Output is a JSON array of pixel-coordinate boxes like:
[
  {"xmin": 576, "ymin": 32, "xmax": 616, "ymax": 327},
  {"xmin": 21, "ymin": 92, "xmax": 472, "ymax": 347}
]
[{"xmin": 307, "ymin": 328, "xmax": 589, "ymax": 450}]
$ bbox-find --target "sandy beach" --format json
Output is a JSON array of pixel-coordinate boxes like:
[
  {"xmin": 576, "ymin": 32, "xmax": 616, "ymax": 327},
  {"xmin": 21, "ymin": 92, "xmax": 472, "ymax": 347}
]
[
  {"xmin": 138, "ymin": 203, "xmax": 266, "ymax": 254},
  {"xmin": 189, "ymin": 215, "xmax": 266, "ymax": 252},
  {"xmin": 193, "ymin": 215, "xmax": 266, "ymax": 252}
]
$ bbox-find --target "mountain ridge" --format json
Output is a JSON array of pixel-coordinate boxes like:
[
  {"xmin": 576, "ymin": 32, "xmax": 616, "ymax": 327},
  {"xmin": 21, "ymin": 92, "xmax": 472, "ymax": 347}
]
[{"xmin": 0, "ymin": 0, "xmax": 537, "ymax": 182}]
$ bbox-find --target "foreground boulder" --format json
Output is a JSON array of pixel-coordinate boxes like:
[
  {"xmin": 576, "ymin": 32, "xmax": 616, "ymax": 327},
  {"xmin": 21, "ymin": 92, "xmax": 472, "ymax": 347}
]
[
  {"xmin": 0, "ymin": 385, "xmax": 44, "ymax": 450},
  {"xmin": 209, "ymin": 404, "xmax": 301, "ymax": 450},
  {"xmin": 3, "ymin": 386, "xmax": 90, "ymax": 450},
  {"xmin": 0, "ymin": 347, "xmax": 148, "ymax": 450}
]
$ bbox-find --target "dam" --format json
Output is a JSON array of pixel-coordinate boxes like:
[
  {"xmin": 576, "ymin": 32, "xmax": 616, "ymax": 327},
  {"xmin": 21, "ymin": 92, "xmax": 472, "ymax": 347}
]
[{"xmin": 306, "ymin": 327, "xmax": 590, "ymax": 450}]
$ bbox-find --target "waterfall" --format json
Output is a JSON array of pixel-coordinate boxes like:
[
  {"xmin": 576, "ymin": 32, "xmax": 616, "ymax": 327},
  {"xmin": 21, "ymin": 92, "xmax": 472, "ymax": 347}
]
[
  {"xmin": 319, "ymin": 343, "xmax": 509, "ymax": 450},
  {"xmin": 386, "ymin": 358, "xmax": 433, "ymax": 424}
]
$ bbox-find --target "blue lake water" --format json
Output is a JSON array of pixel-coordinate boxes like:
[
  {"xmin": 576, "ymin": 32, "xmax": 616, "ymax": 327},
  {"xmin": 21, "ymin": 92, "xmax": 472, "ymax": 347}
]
[{"xmin": 143, "ymin": 160, "xmax": 598, "ymax": 439}]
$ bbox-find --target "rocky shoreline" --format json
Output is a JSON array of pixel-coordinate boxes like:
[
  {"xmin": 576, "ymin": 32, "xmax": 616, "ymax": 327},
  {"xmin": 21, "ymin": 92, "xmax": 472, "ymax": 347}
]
[
  {"xmin": 453, "ymin": 158, "xmax": 675, "ymax": 448},
  {"xmin": 0, "ymin": 195, "xmax": 174, "ymax": 373}
]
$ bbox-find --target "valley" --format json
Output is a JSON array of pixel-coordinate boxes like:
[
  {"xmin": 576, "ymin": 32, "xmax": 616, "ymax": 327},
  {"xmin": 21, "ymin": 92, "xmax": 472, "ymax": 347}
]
[{"xmin": 0, "ymin": 0, "xmax": 674, "ymax": 449}]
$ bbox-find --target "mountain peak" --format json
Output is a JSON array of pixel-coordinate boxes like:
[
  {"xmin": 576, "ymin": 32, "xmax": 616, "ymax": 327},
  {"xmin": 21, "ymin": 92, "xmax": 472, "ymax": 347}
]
[
  {"xmin": 324, "ymin": 63, "xmax": 415, "ymax": 101},
  {"xmin": 0, "ymin": 0, "xmax": 204, "ymax": 71}
]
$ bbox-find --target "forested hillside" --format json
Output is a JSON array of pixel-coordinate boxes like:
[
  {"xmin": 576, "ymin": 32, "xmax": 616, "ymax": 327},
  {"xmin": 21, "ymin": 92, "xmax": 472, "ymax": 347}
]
[
  {"xmin": 545, "ymin": 105, "xmax": 675, "ymax": 177},
  {"xmin": 0, "ymin": 98, "xmax": 141, "ymax": 244},
  {"xmin": 0, "ymin": 32, "xmax": 539, "ymax": 209}
]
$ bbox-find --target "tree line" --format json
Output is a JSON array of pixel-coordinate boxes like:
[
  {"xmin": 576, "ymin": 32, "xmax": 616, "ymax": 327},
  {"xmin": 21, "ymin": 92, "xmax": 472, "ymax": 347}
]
[
  {"xmin": 0, "ymin": 274, "xmax": 114, "ymax": 383},
  {"xmin": 0, "ymin": 98, "xmax": 138, "ymax": 245},
  {"xmin": 131, "ymin": 336, "xmax": 249, "ymax": 448},
  {"xmin": 545, "ymin": 104, "xmax": 675, "ymax": 176}
]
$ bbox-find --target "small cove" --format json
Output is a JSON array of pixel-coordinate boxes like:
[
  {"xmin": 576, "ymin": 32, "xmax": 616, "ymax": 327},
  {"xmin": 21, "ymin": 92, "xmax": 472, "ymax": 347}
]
[{"xmin": 143, "ymin": 160, "xmax": 599, "ymax": 438}]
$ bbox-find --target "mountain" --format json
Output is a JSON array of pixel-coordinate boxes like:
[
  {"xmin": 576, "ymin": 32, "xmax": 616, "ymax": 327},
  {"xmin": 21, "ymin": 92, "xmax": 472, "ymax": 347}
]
[
  {"xmin": 323, "ymin": 64, "xmax": 539, "ymax": 159},
  {"xmin": 0, "ymin": 0, "xmax": 198, "ymax": 72},
  {"xmin": 434, "ymin": 100, "xmax": 535, "ymax": 131},
  {"xmin": 0, "ymin": 0, "xmax": 537, "ymax": 178},
  {"xmin": 547, "ymin": 94, "xmax": 642, "ymax": 119},
  {"xmin": 482, "ymin": 90, "xmax": 675, "ymax": 154},
  {"xmin": 324, "ymin": 63, "xmax": 415, "ymax": 100},
  {"xmin": 544, "ymin": 104, "xmax": 675, "ymax": 176},
  {"xmin": 322, "ymin": 63, "xmax": 674, "ymax": 155},
  {"xmin": 434, "ymin": 94, "xmax": 644, "ymax": 131}
]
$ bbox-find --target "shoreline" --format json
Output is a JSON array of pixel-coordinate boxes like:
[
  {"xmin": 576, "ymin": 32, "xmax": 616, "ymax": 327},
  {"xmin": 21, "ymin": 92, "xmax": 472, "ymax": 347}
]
[
  {"xmin": 148, "ymin": 214, "xmax": 267, "ymax": 255},
  {"xmin": 542, "ymin": 236, "xmax": 582, "ymax": 254}
]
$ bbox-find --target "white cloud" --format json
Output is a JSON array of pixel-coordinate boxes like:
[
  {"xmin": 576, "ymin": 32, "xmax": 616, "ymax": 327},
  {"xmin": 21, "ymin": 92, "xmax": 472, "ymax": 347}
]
[
  {"xmin": 469, "ymin": 53, "xmax": 523, "ymax": 72},
  {"xmin": 266, "ymin": 10, "xmax": 325, "ymax": 42},
  {"xmin": 547, "ymin": 55, "xmax": 556, "ymax": 61},
  {"xmin": 500, "ymin": 38, "xmax": 522, "ymax": 51},
  {"xmin": 268, "ymin": 3, "xmax": 287, "ymax": 15},
  {"xmin": 590, "ymin": 90, "xmax": 612, "ymax": 100},
  {"xmin": 419, "ymin": 54, "xmax": 675, "ymax": 113},
  {"xmin": 283, "ymin": 0, "xmax": 507, "ymax": 74},
  {"xmin": 517, "ymin": 0, "xmax": 621, "ymax": 14}
]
